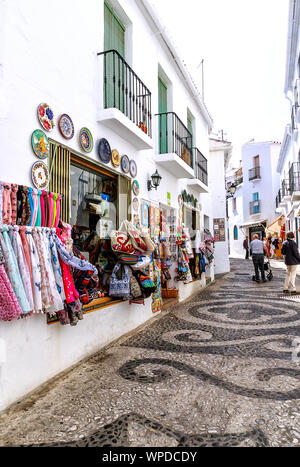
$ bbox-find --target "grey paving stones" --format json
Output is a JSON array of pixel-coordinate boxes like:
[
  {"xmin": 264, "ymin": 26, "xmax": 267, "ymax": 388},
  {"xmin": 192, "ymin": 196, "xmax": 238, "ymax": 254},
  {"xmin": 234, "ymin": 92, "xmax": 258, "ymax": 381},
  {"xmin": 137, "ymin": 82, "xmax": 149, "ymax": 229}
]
[{"xmin": 0, "ymin": 259, "xmax": 300, "ymax": 447}]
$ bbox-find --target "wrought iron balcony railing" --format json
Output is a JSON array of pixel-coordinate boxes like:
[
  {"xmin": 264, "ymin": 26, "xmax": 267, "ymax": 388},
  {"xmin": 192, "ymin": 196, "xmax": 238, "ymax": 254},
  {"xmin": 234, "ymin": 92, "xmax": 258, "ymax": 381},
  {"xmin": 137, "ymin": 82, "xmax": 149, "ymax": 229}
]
[
  {"xmin": 276, "ymin": 189, "xmax": 282, "ymax": 208},
  {"xmin": 155, "ymin": 112, "xmax": 193, "ymax": 168},
  {"xmin": 98, "ymin": 49, "xmax": 152, "ymax": 138},
  {"xmin": 289, "ymin": 162, "xmax": 300, "ymax": 193},
  {"xmin": 193, "ymin": 148, "xmax": 208, "ymax": 186},
  {"xmin": 281, "ymin": 179, "xmax": 291, "ymax": 198},
  {"xmin": 250, "ymin": 200, "xmax": 261, "ymax": 215},
  {"xmin": 249, "ymin": 166, "xmax": 261, "ymax": 181}
]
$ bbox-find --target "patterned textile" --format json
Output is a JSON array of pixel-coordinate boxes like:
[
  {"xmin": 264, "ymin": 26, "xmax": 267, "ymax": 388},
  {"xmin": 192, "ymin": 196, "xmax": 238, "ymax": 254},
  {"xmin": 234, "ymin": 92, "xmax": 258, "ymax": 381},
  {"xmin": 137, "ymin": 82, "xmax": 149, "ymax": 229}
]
[
  {"xmin": 0, "ymin": 263, "xmax": 23, "ymax": 321},
  {"xmin": 48, "ymin": 192, "xmax": 54, "ymax": 228},
  {"xmin": 35, "ymin": 190, "xmax": 42, "ymax": 227},
  {"xmin": 26, "ymin": 228, "xmax": 42, "ymax": 313},
  {"xmin": 53, "ymin": 231, "xmax": 98, "ymax": 275},
  {"xmin": 32, "ymin": 227, "xmax": 53, "ymax": 311},
  {"xmin": 9, "ymin": 226, "xmax": 34, "ymax": 311},
  {"xmin": 2, "ymin": 184, "xmax": 11, "ymax": 225},
  {"xmin": 52, "ymin": 193, "xmax": 58, "ymax": 228},
  {"xmin": 48, "ymin": 231, "xmax": 66, "ymax": 303},
  {"xmin": 19, "ymin": 226, "xmax": 33, "ymax": 282},
  {"xmin": 21, "ymin": 187, "xmax": 31, "ymax": 226},
  {"xmin": 128, "ymin": 267, "xmax": 142, "ymax": 299},
  {"xmin": 28, "ymin": 188, "xmax": 34, "ymax": 226},
  {"xmin": 0, "ymin": 181, "xmax": 3, "ymax": 225},
  {"xmin": 42, "ymin": 229, "xmax": 64, "ymax": 314},
  {"xmin": 59, "ymin": 256, "xmax": 79, "ymax": 304},
  {"xmin": 10, "ymin": 184, "xmax": 18, "ymax": 225},
  {"xmin": 0, "ymin": 226, "xmax": 31, "ymax": 315},
  {"xmin": 31, "ymin": 189, "xmax": 38, "ymax": 227}
]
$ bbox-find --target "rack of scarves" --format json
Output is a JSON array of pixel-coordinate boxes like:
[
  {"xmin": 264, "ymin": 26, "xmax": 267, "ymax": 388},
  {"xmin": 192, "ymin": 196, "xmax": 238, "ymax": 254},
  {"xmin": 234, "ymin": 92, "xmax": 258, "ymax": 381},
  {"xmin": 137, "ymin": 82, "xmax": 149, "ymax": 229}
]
[
  {"xmin": 0, "ymin": 182, "xmax": 63, "ymax": 228},
  {"xmin": 0, "ymin": 223, "xmax": 98, "ymax": 326}
]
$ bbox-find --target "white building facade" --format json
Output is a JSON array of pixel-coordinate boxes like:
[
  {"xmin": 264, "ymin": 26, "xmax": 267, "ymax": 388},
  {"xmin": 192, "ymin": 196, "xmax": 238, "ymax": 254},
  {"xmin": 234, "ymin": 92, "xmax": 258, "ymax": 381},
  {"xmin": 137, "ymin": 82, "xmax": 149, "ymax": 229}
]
[
  {"xmin": 0, "ymin": 0, "xmax": 224, "ymax": 411},
  {"xmin": 227, "ymin": 141, "xmax": 281, "ymax": 257},
  {"xmin": 276, "ymin": 0, "xmax": 300, "ymax": 245}
]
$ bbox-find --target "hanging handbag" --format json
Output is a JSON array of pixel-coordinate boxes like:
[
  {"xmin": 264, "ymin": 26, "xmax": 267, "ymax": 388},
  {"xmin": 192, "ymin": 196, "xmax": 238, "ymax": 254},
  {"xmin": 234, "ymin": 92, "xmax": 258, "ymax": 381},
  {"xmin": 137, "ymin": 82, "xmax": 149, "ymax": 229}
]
[
  {"xmin": 124, "ymin": 220, "xmax": 148, "ymax": 253},
  {"xmin": 110, "ymin": 221, "xmax": 136, "ymax": 255},
  {"xmin": 128, "ymin": 267, "xmax": 142, "ymax": 299},
  {"xmin": 118, "ymin": 253, "xmax": 139, "ymax": 265},
  {"xmin": 131, "ymin": 255, "xmax": 151, "ymax": 270},
  {"xmin": 133, "ymin": 270, "xmax": 156, "ymax": 298},
  {"xmin": 109, "ymin": 263, "xmax": 130, "ymax": 298},
  {"xmin": 163, "ymin": 242, "xmax": 171, "ymax": 258},
  {"xmin": 140, "ymin": 231, "xmax": 155, "ymax": 253}
]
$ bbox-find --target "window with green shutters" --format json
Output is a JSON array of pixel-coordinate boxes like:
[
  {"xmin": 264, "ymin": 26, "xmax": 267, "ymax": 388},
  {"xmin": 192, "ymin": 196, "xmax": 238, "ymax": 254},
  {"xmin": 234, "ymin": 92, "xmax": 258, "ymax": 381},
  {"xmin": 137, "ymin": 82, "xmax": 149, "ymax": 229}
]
[
  {"xmin": 104, "ymin": 1, "xmax": 125, "ymax": 111},
  {"xmin": 158, "ymin": 77, "xmax": 168, "ymax": 154}
]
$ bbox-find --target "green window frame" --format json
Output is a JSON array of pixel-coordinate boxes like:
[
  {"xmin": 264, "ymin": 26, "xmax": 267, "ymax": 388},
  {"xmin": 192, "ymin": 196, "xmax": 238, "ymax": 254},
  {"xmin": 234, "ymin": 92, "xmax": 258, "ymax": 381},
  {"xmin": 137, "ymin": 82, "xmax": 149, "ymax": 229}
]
[{"xmin": 158, "ymin": 77, "xmax": 168, "ymax": 154}]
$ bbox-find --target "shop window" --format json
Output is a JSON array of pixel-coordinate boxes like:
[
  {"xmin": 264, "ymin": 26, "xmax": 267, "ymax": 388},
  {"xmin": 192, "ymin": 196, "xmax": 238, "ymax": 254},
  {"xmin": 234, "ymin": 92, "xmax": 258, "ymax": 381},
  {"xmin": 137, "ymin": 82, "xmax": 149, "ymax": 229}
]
[
  {"xmin": 234, "ymin": 225, "xmax": 238, "ymax": 240},
  {"xmin": 48, "ymin": 141, "xmax": 132, "ymax": 318}
]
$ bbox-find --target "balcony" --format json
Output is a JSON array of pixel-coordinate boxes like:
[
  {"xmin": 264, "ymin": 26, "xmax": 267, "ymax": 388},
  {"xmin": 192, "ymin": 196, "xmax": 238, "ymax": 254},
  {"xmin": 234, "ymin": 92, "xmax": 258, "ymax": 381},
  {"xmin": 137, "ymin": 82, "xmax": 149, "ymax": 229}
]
[
  {"xmin": 187, "ymin": 148, "xmax": 208, "ymax": 193},
  {"xmin": 281, "ymin": 179, "xmax": 291, "ymax": 202},
  {"xmin": 250, "ymin": 200, "xmax": 261, "ymax": 215},
  {"xmin": 249, "ymin": 166, "xmax": 261, "ymax": 181},
  {"xmin": 97, "ymin": 50, "xmax": 153, "ymax": 150},
  {"xmin": 289, "ymin": 162, "xmax": 300, "ymax": 202},
  {"xmin": 153, "ymin": 112, "xmax": 194, "ymax": 179},
  {"xmin": 275, "ymin": 189, "xmax": 282, "ymax": 211}
]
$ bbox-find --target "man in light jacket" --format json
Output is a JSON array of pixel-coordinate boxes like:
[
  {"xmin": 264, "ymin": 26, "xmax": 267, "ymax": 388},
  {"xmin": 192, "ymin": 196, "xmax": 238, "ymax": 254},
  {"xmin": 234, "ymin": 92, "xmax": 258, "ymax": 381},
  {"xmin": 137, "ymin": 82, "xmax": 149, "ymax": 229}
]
[{"xmin": 281, "ymin": 231, "xmax": 300, "ymax": 295}]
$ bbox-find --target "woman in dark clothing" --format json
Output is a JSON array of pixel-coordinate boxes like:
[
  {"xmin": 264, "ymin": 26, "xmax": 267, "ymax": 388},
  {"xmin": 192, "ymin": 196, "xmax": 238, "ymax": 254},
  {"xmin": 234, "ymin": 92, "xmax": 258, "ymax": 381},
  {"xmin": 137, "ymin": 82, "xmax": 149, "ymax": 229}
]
[{"xmin": 281, "ymin": 231, "xmax": 300, "ymax": 294}]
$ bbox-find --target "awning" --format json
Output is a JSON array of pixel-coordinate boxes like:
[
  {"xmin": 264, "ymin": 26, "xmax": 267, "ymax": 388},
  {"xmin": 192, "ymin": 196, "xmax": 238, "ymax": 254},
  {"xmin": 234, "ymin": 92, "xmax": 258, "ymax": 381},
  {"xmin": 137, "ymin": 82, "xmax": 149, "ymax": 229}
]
[
  {"xmin": 239, "ymin": 219, "xmax": 267, "ymax": 229},
  {"xmin": 266, "ymin": 215, "xmax": 285, "ymax": 234}
]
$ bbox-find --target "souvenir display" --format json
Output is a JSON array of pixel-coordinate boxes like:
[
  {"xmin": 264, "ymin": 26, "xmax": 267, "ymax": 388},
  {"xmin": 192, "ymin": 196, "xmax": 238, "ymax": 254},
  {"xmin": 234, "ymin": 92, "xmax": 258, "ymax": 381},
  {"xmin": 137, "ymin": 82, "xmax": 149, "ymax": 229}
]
[
  {"xmin": 79, "ymin": 128, "xmax": 93, "ymax": 153},
  {"xmin": 121, "ymin": 155, "xmax": 130, "ymax": 174},
  {"xmin": 141, "ymin": 201, "xmax": 149, "ymax": 226},
  {"xmin": 31, "ymin": 130, "xmax": 50, "ymax": 159},
  {"xmin": 31, "ymin": 161, "xmax": 49, "ymax": 190},
  {"xmin": 58, "ymin": 114, "xmax": 75, "ymax": 140},
  {"xmin": 98, "ymin": 138, "xmax": 112, "ymax": 164},
  {"xmin": 132, "ymin": 180, "xmax": 140, "ymax": 196},
  {"xmin": 37, "ymin": 103, "xmax": 55, "ymax": 131},
  {"xmin": 133, "ymin": 197, "xmax": 139, "ymax": 212},
  {"xmin": 129, "ymin": 160, "xmax": 137, "ymax": 178},
  {"xmin": 111, "ymin": 149, "xmax": 120, "ymax": 168}
]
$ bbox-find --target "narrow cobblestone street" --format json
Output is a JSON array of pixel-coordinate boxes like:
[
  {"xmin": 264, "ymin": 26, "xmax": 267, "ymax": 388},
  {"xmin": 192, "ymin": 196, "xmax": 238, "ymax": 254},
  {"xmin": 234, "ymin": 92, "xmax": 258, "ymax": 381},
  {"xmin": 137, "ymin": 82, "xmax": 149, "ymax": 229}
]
[{"xmin": 1, "ymin": 258, "xmax": 300, "ymax": 447}]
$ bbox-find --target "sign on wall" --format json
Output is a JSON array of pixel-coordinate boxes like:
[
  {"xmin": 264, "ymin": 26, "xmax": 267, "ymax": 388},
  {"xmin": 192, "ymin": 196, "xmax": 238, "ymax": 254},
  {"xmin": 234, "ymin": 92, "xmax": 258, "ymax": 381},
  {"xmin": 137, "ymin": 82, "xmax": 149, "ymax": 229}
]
[{"xmin": 213, "ymin": 218, "xmax": 226, "ymax": 242}]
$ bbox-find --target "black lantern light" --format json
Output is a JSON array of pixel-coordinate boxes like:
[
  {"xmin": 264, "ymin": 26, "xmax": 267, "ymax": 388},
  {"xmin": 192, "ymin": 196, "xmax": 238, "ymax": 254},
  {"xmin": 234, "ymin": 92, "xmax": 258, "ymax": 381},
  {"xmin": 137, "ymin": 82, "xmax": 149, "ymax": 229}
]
[
  {"xmin": 226, "ymin": 183, "xmax": 237, "ymax": 198},
  {"xmin": 147, "ymin": 170, "xmax": 162, "ymax": 191}
]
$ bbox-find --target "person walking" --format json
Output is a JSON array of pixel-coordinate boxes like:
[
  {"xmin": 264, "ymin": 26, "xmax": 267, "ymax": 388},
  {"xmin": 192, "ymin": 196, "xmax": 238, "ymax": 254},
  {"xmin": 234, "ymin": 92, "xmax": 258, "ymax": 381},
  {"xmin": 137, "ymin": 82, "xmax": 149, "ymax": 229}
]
[
  {"xmin": 281, "ymin": 231, "xmax": 300, "ymax": 295},
  {"xmin": 243, "ymin": 236, "xmax": 249, "ymax": 259},
  {"xmin": 250, "ymin": 234, "xmax": 267, "ymax": 283}
]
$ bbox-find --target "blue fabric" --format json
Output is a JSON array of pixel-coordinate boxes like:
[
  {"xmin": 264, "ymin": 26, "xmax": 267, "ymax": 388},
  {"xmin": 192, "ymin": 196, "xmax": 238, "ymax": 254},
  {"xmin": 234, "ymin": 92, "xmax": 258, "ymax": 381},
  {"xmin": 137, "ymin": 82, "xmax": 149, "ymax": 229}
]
[{"xmin": 28, "ymin": 188, "xmax": 34, "ymax": 226}]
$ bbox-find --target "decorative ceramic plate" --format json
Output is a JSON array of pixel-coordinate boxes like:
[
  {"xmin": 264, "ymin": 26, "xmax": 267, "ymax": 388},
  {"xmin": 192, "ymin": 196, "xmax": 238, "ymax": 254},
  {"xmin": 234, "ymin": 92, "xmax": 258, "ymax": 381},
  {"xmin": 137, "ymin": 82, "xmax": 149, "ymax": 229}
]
[
  {"xmin": 132, "ymin": 180, "xmax": 140, "ymax": 196},
  {"xmin": 58, "ymin": 114, "xmax": 74, "ymax": 139},
  {"xmin": 121, "ymin": 155, "xmax": 130, "ymax": 174},
  {"xmin": 98, "ymin": 138, "xmax": 111, "ymax": 164},
  {"xmin": 31, "ymin": 161, "xmax": 49, "ymax": 190},
  {"xmin": 129, "ymin": 160, "xmax": 137, "ymax": 178},
  {"xmin": 132, "ymin": 197, "xmax": 139, "ymax": 212},
  {"xmin": 37, "ymin": 103, "xmax": 55, "ymax": 131},
  {"xmin": 79, "ymin": 128, "xmax": 93, "ymax": 153},
  {"xmin": 111, "ymin": 149, "xmax": 120, "ymax": 168},
  {"xmin": 31, "ymin": 130, "xmax": 50, "ymax": 159}
]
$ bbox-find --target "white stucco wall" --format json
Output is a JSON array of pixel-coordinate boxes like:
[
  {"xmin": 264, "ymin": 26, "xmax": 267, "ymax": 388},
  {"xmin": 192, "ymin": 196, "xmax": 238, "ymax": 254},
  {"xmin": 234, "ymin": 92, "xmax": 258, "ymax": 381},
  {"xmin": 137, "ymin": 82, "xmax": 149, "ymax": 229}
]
[{"xmin": 0, "ymin": 0, "xmax": 217, "ymax": 411}]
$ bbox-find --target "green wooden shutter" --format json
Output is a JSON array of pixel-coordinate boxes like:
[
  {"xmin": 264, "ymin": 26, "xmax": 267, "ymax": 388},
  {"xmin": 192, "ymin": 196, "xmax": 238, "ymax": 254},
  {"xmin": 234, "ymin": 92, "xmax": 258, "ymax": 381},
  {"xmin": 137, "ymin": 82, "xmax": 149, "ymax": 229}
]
[
  {"xmin": 158, "ymin": 77, "xmax": 168, "ymax": 154},
  {"xmin": 104, "ymin": 1, "xmax": 125, "ymax": 111}
]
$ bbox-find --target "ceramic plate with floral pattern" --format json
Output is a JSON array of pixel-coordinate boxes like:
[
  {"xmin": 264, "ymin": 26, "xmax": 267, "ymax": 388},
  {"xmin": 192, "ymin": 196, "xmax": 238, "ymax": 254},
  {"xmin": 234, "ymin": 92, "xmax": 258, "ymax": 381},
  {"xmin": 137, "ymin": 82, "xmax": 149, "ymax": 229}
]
[
  {"xmin": 132, "ymin": 180, "xmax": 140, "ymax": 196},
  {"xmin": 58, "ymin": 114, "xmax": 75, "ymax": 139},
  {"xmin": 31, "ymin": 161, "xmax": 49, "ymax": 190},
  {"xmin": 31, "ymin": 129, "xmax": 50, "ymax": 159},
  {"xmin": 132, "ymin": 197, "xmax": 139, "ymax": 212},
  {"xmin": 129, "ymin": 160, "xmax": 137, "ymax": 178},
  {"xmin": 37, "ymin": 103, "xmax": 55, "ymax": 131},
  {"xmin": 79, "ymin": 127, "xmax": 93, "ymax": 153},
  {"xmin": 111, "ymin": 149, "xmax": 120, "ymax": 168},
  {"xmin": 121, "ymin": 155, "xmax": 130, "ymax": 174}
]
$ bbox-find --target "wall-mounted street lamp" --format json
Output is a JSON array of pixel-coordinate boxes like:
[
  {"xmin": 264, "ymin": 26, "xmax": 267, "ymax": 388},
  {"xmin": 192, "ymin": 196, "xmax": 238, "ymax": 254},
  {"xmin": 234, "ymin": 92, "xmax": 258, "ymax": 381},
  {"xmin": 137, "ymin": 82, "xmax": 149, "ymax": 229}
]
[
  {"xmin": 147, "ymin": 170, "xmax": 162, "ymax": 191},
  {"xmin": 226, "ymin": 184, "xmax": 237, "ymax": 198}
]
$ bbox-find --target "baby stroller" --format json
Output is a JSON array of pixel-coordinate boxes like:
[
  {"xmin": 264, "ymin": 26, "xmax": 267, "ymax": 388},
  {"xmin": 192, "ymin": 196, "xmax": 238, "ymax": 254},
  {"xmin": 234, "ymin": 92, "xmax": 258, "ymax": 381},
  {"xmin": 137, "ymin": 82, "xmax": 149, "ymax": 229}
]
[{"xmin": 252, "ymin": 259, "xmax": 273, "ymax": 281}]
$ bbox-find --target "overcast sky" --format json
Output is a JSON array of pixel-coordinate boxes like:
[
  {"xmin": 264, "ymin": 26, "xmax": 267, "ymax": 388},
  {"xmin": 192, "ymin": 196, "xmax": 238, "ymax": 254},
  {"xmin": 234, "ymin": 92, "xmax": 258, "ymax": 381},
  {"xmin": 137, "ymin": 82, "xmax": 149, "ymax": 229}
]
[{"xmin": 150, "ymin": 0, "xmax": 290, "ymax": 164}]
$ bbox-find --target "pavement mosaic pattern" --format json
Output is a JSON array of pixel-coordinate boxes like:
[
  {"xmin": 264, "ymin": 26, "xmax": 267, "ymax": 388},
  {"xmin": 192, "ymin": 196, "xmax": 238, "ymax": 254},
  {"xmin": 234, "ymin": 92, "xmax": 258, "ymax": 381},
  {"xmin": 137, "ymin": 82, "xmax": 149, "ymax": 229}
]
[{"xmin": 0, "ymin": 258, "xmax": 300, "ymax": 447}]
